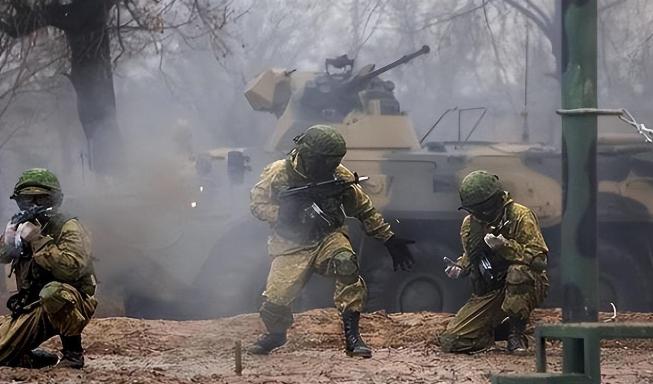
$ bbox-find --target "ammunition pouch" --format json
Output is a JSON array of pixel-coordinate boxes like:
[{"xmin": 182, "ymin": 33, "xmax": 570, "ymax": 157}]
[{"xmin": 530, "ymin": 254, "xmax": 547, "ymax": 273}]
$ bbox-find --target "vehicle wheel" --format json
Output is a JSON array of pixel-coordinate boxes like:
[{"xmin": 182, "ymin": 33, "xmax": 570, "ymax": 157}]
[
  {"xmin": 361, "ymin": 230, "xmax": 468, "ymax": 313},
  {"xmin": 597, "ymin": 239, "xmax": 652, "ymax": 312}
]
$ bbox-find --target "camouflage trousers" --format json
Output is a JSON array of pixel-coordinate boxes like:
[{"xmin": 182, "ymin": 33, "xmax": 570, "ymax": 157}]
[
  {"xmin": 260, "ymin": 231, "xmax": 366, "ymax": 332},
  {"xmin": 0, "ymin": 281, "xmax": 97, "ymax": 365},
  {"xmin": 440, "ymin": 265, "xmax": 547, "ymax": 353}
]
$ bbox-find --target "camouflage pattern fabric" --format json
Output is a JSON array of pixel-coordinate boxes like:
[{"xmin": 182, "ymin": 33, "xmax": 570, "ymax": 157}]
[
  {"xmin": 0, "ymin": 216, "xmax": 97, "ymax": 364},
  {"xmin": 294, "ymin": 125, "xmax": 347, "ymax": 157},
  {"xmin": 251, "ymin": 155, "xmax": 393, "ymax": 323},
  {"xmin": 250, "ymin": 157, "xmax": 394, "ymax": 256},
  {"xmin": 12, "ymin": 168, "xmax": 62, "ymax": 195},
  {"xmin": 263, "ymin": 231, "xmax": 366, "ymax": 313},
  {"xmin": 440, "ymin": 199, "xmax": 548, "ymax": 353},
  {"xmin": 458, "ymin": 170, "xmax": 502, "ymax": 208},
  {"xmin": 0, "ymin": 282, "xmax": 97, "ymax": 364},
  {"xmin": 439, "ymin": 288, "xmax": 506, "ymax": 353}
]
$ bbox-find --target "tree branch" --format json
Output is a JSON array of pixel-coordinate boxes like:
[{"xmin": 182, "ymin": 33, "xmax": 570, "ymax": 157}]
[{"xmin": 502, "ymin": 0, "xmax": 551, "ymax": 36}]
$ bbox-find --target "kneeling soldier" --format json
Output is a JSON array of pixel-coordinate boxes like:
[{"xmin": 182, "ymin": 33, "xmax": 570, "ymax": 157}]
[
  {"xmin": 440, "ymin": 170, "xmax": 548, "ymax": 353},
  {"xmin": 0, "ymin": 168, "xmax": 97, "ymax": 368}
]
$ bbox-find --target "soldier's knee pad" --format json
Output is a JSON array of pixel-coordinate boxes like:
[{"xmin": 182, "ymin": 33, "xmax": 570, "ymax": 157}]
[
  {"xmin": 259, "ymin": 301, "xmax": 293, "ymax": 334},
  {"xmin": 328, "ymin": 250, "xmax": 359, "ymax": 284},
  {"xmin": 39, "ymin": 282, "xmax": 76, "ymax": 316}
]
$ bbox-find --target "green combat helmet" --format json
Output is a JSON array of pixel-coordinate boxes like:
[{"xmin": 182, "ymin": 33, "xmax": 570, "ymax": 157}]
[
  {"xmin": 293, "ymin": 125, "xmax": 347, "ymax": 179},
  {"xmin": 458, "ymin": 170, "xmax": 504, "ymax": 221},
  {"xmin": 11, "ymin": 168, "xmax": 63, "ymax": 207},
  {"xmin": 294, "ymin": 124, "xmax": 347, "ymax": 157}
]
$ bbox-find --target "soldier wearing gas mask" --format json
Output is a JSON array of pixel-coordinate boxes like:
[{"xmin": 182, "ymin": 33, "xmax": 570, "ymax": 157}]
[
  {"xmin": 0, "ymin": 168, "xmax": 97, "ymax": 368},
  {"xmin": 249, "ymin": 125, "xmax": 414, "ymax": 358},
  {"xmin": 439, "ymin": 170, "xmax": 548, "ymax": 353}
]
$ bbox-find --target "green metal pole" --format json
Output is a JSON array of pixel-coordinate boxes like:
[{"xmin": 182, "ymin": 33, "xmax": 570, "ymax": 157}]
[{"xmin": 560, "ymin": 0, "xmax": 599, "ymax": 374}]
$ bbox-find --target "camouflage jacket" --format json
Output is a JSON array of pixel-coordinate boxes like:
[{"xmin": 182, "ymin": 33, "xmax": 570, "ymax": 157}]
[
  {"xmin": 251, "ymin": 156, "xmax": 394, "ymax": 255},
  {"xmin": 456, "ymin": 198, "xmax": 548, "ymax": 295},
  {"xmin": 0, "ymin": 213, "xmax": 96, "ymax": 297}
]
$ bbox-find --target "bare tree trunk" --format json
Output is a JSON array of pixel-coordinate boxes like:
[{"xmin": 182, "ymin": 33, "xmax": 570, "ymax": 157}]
[
  {"xmin": 0, "ymin": 0, "xmax": 123, "ymax": 175},
  {"xmin": 66, "ymin": 26, "xmax": 122, "ymax": 174}
]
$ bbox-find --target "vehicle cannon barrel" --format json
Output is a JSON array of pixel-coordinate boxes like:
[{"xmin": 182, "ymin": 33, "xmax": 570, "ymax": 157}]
[{"xmin": 344, "ymin": 45, "xmax": 430, "ymax": 90}]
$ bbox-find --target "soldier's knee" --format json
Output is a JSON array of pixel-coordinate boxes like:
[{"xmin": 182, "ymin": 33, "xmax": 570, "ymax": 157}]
[
  {"xmin": 39, "ymin": 282, "xmax": 76, "ymax": 316},
  {"xmin": 259, "ymin": 300, "xmax": 293, "ymax": 333},
  {"xmin": 328, "ymin": 251, "xmax": 359, "ymax": 284},
  {"xmin": 438, "ymin": 332, "xmax": 456, "ymax": 352},
  {"xmin": 439, "ymin": 332, "xmax": 467, "ymax": 353},
  {"xmin": 504, "ymin": 266, "xmax": 537, "ymax": 319},
  {"xmin": 439, "ymin": 332, "xmax": 492, "ymax": 353}
]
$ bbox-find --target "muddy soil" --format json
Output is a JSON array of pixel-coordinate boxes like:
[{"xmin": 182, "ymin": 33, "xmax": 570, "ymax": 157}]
[{"xmin": 0, "ymin": 308, "xmax": 652, "ymax": 384}]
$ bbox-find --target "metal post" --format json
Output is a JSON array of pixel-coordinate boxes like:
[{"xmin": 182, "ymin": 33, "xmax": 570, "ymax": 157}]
[
  {"xmin": 560, "ymin": 0, "xmax": 599, "ymax": 373},
  {"xmin": 521, "ymin": 20, "xmax": 530, "ymax": 143}
]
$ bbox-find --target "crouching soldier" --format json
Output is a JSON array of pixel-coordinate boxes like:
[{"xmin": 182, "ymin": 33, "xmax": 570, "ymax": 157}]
[
  {"xmin": 0, "ymin": 168, "xmax": 97, "ymax": 368},
  {"xmin": 248, "ymin": 125, "xmax": 414, "ymax": 358},
  {"xmin": 439, "ymin": 170, "xmax": 548, "ymax": 353}
]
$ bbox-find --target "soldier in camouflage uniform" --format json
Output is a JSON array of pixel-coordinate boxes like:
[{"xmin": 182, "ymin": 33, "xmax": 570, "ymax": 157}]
[
  {"xmin": 0, "ymin": 169, "xmax": 97, "ymax": 368},
  {"xmin": 439, "ymin": 170, "xmax": 548, "ymax": 353},
  {"xmin": 248, "ymin": 125, "xmax": 414, "ymax": 358}
]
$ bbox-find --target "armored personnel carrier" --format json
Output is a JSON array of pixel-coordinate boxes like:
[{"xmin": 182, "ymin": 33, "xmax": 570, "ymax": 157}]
[{"xmin": 240, "ymin": 46, "xmax": 653, "ymax": 313}]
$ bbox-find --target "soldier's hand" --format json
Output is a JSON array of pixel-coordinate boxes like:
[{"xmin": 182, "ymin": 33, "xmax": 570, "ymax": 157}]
[
  {"xmin": 3, "ymin": 221, "xmax": 17, "ymax": 246},
  {"xmin": 16, "ymin": 221, "xmax": 42, "ymax": 244},
  {"xmin": 384, "ymin": 235, "xmax": 415, "ymax": 272},
  {"xmin": 484, "ymin": 233, "xmax": 508, "ymax": 250},
  {"xmin": 445, "ymin": 264, "xmax": 463, "ymax": 279}
]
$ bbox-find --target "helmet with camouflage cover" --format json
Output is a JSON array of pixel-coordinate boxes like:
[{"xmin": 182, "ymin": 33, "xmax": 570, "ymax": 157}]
[
  {"xmin": 11, "ymin": 168, "xmax": 63, "ymax": 207},
  {"xmin": 294, "ymin": 124, "xmax": 346, "ymax": 157},
  {"xmin": 293, "ymin": 125, "xmax": 346, "ymax": 179},
  {"xmin": 458, "ymin": 171, "xmax": 505, "ymax": 223}
]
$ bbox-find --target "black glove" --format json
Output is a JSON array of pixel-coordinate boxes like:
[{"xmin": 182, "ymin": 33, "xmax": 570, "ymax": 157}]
[
  {"xmin": 384, "ymin": 235, "xmax": 415, "ymax": 271},
  {"xmin": 7, "ymin": 292, "xmax": 32, "ymax": 319}
]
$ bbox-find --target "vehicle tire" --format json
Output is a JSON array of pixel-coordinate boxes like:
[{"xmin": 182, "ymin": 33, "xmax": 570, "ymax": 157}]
[
  {"xmin": 597, "ymin": 238, "xmax": 652, "ymax": 312},
  {"xmin": 361, "ymin": 222, "xmax": 469, "ymax": 313}
]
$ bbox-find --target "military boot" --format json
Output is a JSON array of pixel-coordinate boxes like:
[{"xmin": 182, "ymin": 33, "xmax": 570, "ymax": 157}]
[
  {"xmin": 507, "ymin": 317, "xmax": 528, "ymax": 353},
  {"xmin": 248, "ymin": 301, "xmax": 292, "ymax": 355},
  {"xmin": 58, "ymin": 335, "xmax": 85, "ymax": 369},
  {"xmin": 10, "ymin": 349, "xmax": 60, "ymax": 368},
  {"xmin": 342, "ymin": 310, "xmax": 372, "ymax": 358},
  {"xmin": 247, "ymin": 332, "xmax": 287, "ymax": 355}
]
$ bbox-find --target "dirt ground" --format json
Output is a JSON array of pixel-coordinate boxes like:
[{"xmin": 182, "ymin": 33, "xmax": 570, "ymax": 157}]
[{"xmin": 0, "ymin": 309, "xmax": 652, "ymax": 384}]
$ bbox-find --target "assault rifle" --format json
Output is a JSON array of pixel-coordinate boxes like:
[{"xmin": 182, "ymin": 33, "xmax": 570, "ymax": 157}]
[
  {"xmin": 278, "ymin": 173, "xmax": 369, "ymax": 199},
  {"xmin": 11, "ymin": 206, "xmax": 53, "ymax": 226},
  {"xmin": 479, "ymin": 218, "xmax": 512, "ymax": 282},
  {"xmin": 277, "ymin": 173, "xmax": 368, "ymax": 238},
  {"xmin": 9, "ymin": 206, "xmax": 53, "ymax": 260}
]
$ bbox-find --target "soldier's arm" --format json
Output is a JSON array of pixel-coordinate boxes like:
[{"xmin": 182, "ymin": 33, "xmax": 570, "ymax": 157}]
[
  {"xmin": 496, "ymin": 210, "xmax": 548, "ymax": 265},
  {"xmin": 30, "ymin": 219, "xmax": 92, "ymax": 282},
  {"xmin": 456, "ymin": 215, "xmax": 471, "ymax": 270},
  {"xmin": 0, "ymin": 243, "xmax": 17, "ymax": 264},
  {"xmin": 340, "ymin": 167, "xmax": 394, "ymax": 242},
  {"xmin": 250, "ymin": 163, "xmax": 281, "ymax": 224}
]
